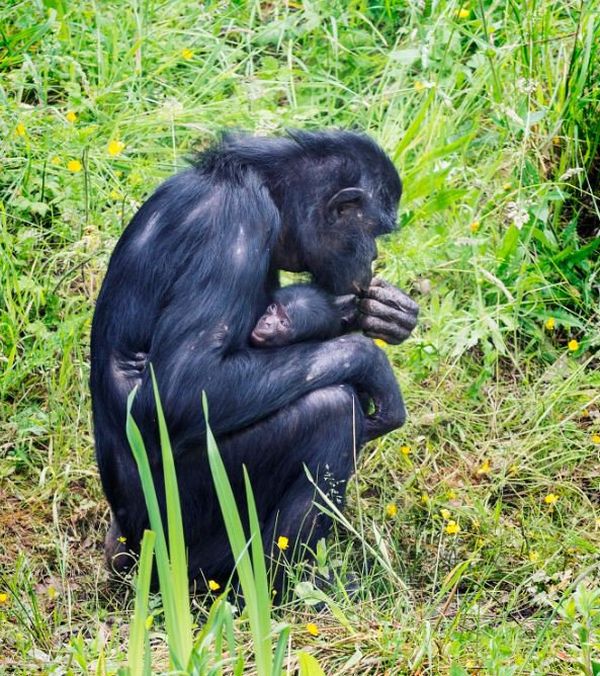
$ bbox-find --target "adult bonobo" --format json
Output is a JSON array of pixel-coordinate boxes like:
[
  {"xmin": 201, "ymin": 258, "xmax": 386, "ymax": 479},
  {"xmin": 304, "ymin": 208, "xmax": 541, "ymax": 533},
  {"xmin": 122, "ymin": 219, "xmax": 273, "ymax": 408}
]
[{"xmin": 91, "ymin": 130, "xmax": 419, "ymax": 593}]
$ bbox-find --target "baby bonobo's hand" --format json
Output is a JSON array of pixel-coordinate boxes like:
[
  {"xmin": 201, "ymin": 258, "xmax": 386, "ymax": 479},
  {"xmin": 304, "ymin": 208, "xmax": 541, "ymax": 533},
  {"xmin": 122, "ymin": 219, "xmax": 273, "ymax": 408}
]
[
  {"xmin": 358, "ymin": 277, "xmax": 419, "ymax": 344},
  {"xmin": 331, "ymin": 293, "xmax": 359, "ymax": 330}
]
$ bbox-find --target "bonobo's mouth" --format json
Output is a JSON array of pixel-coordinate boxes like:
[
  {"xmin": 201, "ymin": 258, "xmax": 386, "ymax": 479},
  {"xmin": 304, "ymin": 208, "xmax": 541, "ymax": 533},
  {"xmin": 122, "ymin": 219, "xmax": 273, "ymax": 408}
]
[{"xmin": 250, "ymin": 330, "xmax": 266, "ymax": 345}]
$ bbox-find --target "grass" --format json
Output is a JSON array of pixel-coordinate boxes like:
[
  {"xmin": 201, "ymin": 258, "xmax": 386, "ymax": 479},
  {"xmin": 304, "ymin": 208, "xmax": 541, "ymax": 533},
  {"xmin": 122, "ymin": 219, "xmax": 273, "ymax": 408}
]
[{"xmin": 1, "ymin": 0, "xmax": 599, "ymax": 673}]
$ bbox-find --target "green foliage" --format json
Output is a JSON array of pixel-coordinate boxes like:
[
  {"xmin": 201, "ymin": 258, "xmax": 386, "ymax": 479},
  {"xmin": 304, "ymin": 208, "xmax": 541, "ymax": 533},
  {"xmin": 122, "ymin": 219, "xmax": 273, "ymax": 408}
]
[
  {"xmin": 122, "ymin": 381, "xmax": 317, "ymax": 673},
  {"xmin": 125, "ymin": 371, "xmax": 193, "ymax": 670},
  {"xmin": 1, "ymin": 0, "xmax": 599, "ymax": 673}
]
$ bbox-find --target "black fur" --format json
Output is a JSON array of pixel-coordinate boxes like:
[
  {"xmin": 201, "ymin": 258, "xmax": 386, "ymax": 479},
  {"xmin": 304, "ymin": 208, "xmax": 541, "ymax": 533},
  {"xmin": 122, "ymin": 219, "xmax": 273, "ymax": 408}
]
[{"xmin": 90, "ymin": 130, "xmax": 406, "ymax": 594}]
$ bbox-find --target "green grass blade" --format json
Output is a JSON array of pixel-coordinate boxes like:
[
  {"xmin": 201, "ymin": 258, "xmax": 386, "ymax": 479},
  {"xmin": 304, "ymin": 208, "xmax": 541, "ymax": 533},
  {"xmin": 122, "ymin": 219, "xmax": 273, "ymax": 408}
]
[
  {"xmin": 202, "ymin": 392, "xmax": 272, "ymax": 675},
  {"xmin": 272, "ymin": 625, "xmax": 290, "ymax": 676},
  {"xmin": 149, "ymin": 366, "xmax": 193, "ymax": 661},
  {"xmin": 125, "ymin": 387, "xmax": 187, "ymax": 670},
  {"xmin": 242, "ymin": 467, "xmax": 272, "ymax": 669},
  {"xmin": 127, "ymin": 529, "xmax": 155, "ymax": 676},
  {"xmin": 297, "ymin": 651, "xmax": 326, "ymax": 676}
]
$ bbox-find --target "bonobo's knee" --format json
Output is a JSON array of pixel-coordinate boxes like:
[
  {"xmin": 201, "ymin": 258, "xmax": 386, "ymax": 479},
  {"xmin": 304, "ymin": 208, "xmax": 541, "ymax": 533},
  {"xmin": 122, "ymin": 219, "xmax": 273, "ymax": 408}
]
[
  {"xmin": 300, "ymin": 385, "xmax": 364, "ymax": 440},
  {"xmin": 302, "ymin": 385, "xmax": 357, "ymax": 417}
]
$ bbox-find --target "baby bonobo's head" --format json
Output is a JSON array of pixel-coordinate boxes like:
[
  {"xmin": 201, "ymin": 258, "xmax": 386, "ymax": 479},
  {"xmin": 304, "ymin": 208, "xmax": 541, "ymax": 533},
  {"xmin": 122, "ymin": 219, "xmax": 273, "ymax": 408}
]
[{"xmin": 250, "ymin": 302, "xmax": 294, "ymax": 347}]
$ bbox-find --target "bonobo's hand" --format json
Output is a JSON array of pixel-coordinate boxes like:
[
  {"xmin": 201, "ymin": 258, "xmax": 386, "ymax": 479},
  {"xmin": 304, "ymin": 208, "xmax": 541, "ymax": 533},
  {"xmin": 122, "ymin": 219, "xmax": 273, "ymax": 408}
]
[
  {"xmin": 358, "ymin": 277, "xmax": 419, "ymax": 344},
  {"xmin": 332, "ymin": 293, "xmax": 359, "ymax": 329}
]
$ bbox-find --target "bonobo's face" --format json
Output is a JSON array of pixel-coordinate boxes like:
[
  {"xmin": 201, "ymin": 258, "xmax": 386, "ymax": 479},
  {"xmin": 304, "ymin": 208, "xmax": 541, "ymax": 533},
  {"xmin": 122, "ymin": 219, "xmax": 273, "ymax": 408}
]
[
  {"xmin": 250, "ymin": 303, "xmax": 294, "ymax": 347},
  {"xmin": 297, "ymin": 150, "xmax": 401, "ymax": 296},
  {"xmin": 306, "ymin": 183, "xmax": 401, "ymax": 296},
  {"xmin": 272, "ymin": 138, "xmax": 402, "ymax": 296}
]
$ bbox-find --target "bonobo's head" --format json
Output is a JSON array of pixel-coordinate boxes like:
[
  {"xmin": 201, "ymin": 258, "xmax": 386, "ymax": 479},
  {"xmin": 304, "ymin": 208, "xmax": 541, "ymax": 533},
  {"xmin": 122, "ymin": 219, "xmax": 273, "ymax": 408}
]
[
  {"xmin": 250, "ymin": 302, "xmax": 293, "ymax": 347},
  {"xmin": 218, "ymin": 130, "xmax": 402, "ymax": 296},
  {"xmin": 277, "ymin": 131, "xmax": 402, "ymax": 295},
  {"xmin": 296, "ymin": 132, "xmax": 402, "ymax": 295}
]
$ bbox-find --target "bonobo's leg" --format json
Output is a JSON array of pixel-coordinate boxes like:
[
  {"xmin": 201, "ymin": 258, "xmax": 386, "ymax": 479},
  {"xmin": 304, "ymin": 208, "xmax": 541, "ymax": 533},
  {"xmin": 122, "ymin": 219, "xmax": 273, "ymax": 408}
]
[
  {"xmin": 258, "ymin": 386, "xmax": 363, "ymax": 597},
  {"xmin": 180, "ymin": 385, "xmax": 364, "ymax": 598}
]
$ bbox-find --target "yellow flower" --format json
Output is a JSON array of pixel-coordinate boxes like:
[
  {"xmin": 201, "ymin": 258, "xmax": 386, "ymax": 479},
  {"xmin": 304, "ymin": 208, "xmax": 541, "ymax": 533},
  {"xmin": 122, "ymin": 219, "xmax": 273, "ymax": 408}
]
[
  {"xmin": 145, "ymin": 614, "xmax": 154, "ymax": 630},
  {"xmin": 66, "ymin": 110, "xmax": 77, "ymax": 123},
  {"xmin": 208, "ymin": 579, "xmax": 220, "ymax": 591},
  {"xmin": 509, "ymin": 463, "xmax": 519, "ymax": 475},
  {"xmin": 469, "ymin": 220, "xmax": 480, "ymax": 233},
  {"xmin": 181, "ymin": 48, "xmax": 194, "ymax": 60},
  {"xmin": 374, "ymin": 338, "xmax": 387, "ymax": 348},
  {"xmin": 420, "ymin": 493, "xmax": 430, "ymax": 505},
  {"xmin": 446, "ymin": 489, "xmax": 457, "ymax": 500},
  {"xmin": 552, "ymin": 136, "xmax": 561, "ymax": 146},
  {"xmin": 385, "ymin": 503, "xmax": 398, "ymax": 518},
  {"xmin": 67, "ymin": 159, "xmax": 82, "ymax": 173},
  {"xmin": 414, "ymin": 81, "xmax": 425, "ymax": 92},
  {"xmin": 592, "ymin": 434, "xmax": 600, "ymax": 445},
  {"xmin": 544, "ymin": 317, "xmax": 555, "ymax": 330},
  {"xmin": 544, "ymin": 493, "xmax": 559, "ymax": 505},
  {"xmin": 458, "ymin": 7, "xmax": 470, "ymax": 19},
  {"xmin": 568, "ymin": 339, "xmax": 579, "ymax": 351},
  {"xmin": 400, "ymin": 445, "xmax": 411, "ymax": 456},
  {"xmin": 277, "ymin": 535, "xmax": 289, "ymax": 551},
  {"xmin": 0, "ymin": 592, "xmax": 8, "ymax": 604},
  {"xmin": 110, "ymin": 189, "xmax": 123, "ymax": 201},
  {"xmin": 445, "ymin": 520, "xmax": 460, "ymax": 535},
  {"xmin": 47, "ymin": 586, "xmax": 58, "ymax": 600},
  {"xmin": 306, "ymin": 622, "xmax": 319, "ymax": 636},
  {"xmin": 477, "ymin": 459, "xmax": 491, "ymax": 475},
  {"xmin": 528, "ymin": 550, "xmax": 539, "ymax": 563},
  {"xmin": 108, "ymin": 140, "xmax": 125, "ymax": 156},
  {"xmin": 117, "ymin": 536, "xmax": 127, "ymax": 543},
  {"xmin": 440, "ymin": 508, "xmax": 451, "ymax": 520},
  {"xmin": 15, "ymin": 122, "xmax": 26, "ymax": 136},
  {"xmin": 50, "ymin": 156, "xmax": 61, "ymax": 166},
  {"xmin": 503, "ymin": 182, "xmax": 512, "ymax": 191}
]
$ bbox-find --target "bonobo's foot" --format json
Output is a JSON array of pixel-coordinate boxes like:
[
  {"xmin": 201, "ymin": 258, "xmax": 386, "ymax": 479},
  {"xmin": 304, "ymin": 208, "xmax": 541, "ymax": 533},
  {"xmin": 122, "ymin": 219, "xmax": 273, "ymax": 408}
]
[
  {"xmin": 104, "ymin": 516, "xmax": 134, "ymax": 576},
  {"xmin": 358, "ymin": 277, "xmax": 419, "ymax": 344}
]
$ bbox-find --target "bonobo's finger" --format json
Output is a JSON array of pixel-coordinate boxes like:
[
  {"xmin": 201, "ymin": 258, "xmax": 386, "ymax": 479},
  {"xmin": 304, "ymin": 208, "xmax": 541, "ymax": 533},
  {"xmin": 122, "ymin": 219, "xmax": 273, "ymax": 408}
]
[
  {"xmin": 359, "ymin": 298, "xmax": 418, "ymax": 331},
  {"xmin": 362, "ymin": 281, "xmax": 420, "ymax": 316},
  {"xmin": 360, "ymin": 315, "xmax": 412, "ymax": 345}
]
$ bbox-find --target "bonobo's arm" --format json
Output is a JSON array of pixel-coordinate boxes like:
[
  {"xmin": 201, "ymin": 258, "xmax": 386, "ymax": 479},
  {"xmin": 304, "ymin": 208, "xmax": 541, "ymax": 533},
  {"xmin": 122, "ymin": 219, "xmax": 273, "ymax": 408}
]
[
  {"xmin": 357, "ymin": 277, "xmax": 419, "ymax": 344},
  {"xmin": 146, "ymin": 333, "xmax": 404, "ymax": 445}
]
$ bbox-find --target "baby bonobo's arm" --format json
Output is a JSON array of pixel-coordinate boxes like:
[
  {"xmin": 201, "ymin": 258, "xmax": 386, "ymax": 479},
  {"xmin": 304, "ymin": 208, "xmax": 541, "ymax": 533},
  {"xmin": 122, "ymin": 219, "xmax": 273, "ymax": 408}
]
[{"xmin": 251, "ymin": 284, "xmax": 349, "ymax": 347}]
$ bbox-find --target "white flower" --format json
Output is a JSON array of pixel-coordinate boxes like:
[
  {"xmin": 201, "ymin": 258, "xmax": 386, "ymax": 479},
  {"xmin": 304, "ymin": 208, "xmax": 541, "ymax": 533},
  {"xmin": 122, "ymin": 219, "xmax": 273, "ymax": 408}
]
[
  {"xmin": 559, "ymin": 167, "xmax": 584, "ymax": 182},
  {"xmin": 506, "ymin": 201, "xmax": 529, "ymax": 230}
]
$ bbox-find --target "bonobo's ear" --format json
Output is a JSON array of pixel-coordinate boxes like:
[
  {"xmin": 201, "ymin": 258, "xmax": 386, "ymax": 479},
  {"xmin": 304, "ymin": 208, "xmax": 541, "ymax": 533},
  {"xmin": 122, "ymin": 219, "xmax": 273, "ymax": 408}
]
[{"xmin": 326, "ymin": 187, "xmax": 366, "ymax": 221}]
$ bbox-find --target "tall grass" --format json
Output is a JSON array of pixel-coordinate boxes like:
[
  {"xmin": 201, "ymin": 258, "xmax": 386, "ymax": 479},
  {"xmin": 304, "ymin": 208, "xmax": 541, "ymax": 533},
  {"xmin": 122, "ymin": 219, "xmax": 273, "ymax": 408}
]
[{"xmin": 123, "ymin": 372, "xmax": 321, "ymax": 673}]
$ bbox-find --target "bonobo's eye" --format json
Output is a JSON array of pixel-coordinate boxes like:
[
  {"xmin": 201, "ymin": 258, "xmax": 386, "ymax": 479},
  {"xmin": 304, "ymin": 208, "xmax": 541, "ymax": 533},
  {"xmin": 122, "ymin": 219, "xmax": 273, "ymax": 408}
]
[
  {"xmin": 337, "ymin": 202, "xmax": 360, "ymax": 217},
  {"xmin": 327, "ymin": 187, "xmax": 366, "ymax": 223}
]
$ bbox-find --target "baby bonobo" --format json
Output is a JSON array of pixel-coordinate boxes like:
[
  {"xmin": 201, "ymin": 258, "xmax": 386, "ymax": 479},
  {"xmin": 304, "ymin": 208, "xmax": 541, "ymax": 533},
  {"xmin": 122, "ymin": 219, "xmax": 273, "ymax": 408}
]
[{"xmin": 251, "ymin": 284, "xmax": 350, "ymax": 347}]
